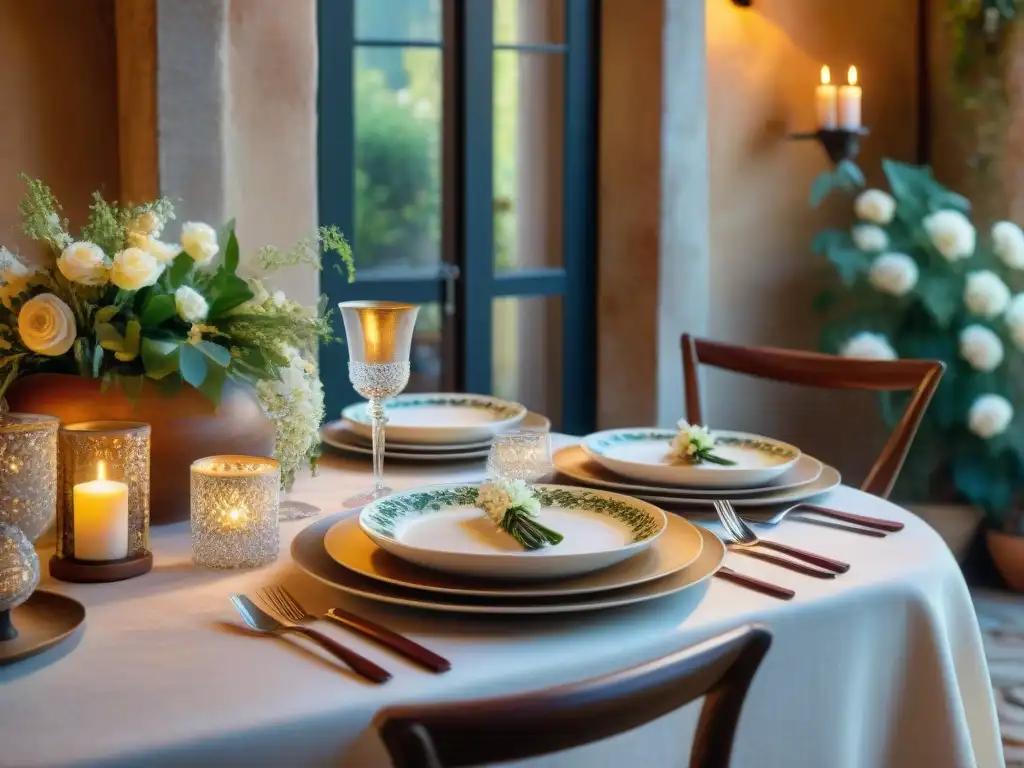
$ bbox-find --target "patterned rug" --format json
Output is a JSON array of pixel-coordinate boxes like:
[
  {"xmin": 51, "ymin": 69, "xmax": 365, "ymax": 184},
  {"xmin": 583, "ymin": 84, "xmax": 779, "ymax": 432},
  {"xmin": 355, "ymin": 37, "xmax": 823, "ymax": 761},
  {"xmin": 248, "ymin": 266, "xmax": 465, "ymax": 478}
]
[{"xmin": 974, "ymin": 589, "xmax": 1024, "ymax": 766}]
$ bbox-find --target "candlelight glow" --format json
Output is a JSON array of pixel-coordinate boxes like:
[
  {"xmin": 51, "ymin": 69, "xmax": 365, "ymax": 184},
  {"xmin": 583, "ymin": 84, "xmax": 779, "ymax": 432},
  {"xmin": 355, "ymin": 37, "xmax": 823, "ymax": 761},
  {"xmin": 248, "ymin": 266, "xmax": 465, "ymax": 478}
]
[
  {"xmin": 97, "ymin": 460, "xmax": 106, "ymax": 481},
  {"xmin": 848, "ymin": 66, "xmax": 858, "ymax": 86},
  {"xmin": 820, "ymin": 65, "xmax": 831, "ymax": 86},
  {"xmin": 228, "ymin": 509, "xmax": 243, "ymax": 523}
]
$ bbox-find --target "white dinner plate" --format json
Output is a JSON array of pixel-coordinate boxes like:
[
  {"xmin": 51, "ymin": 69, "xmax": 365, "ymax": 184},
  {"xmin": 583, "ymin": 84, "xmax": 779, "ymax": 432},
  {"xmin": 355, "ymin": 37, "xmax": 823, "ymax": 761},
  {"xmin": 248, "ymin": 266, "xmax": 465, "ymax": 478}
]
[
  {"xmin": 325, "ymin": 511, "xmax": 703, "ymax": 598},
  {"xmin": 629, "ymin": 464, "xmax": 842, "ymax": 508},
  {"xmin": 582, "ymin": 428, "xmax": 801, "ymax": 489},
  {"xmin": 320, "ymin": 422, "xmax": 490, "ymax": 462},
  {"xmin": 292, "ymin": 512, "xmax": 725, "ymax": 615},
  {"xmin": 359, "ymin": 483, "xmax": 668, "ymax": 580},
  {"xmin": 343, "ymin": 393, "xmax": 527, "ymax": 445},
  {"xmin": 555, "ymin": 446, "xmax": 823, "ymax": 497},
  {"xmin": 327, "ymin": 410, "xmax": 551, "ymax": 453}
]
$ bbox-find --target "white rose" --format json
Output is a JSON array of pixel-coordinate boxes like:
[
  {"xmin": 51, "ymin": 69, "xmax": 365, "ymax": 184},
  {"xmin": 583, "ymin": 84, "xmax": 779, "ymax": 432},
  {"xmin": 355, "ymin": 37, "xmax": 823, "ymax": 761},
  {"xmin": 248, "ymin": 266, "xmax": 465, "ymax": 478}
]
[
  {"xmin": 923, "ymin": 209, "xmax": 976, "ymax": 261},
  {"xmin": 110, "ymin": 247, "xmax": 163, "ymax": 291},
  {"xmin": 57, "ymin": 242, "xmax": 108, "ymax": 286},
  {"xmin": 131, "ymin": 234, "xmax": 181, "ymax": 264},
  {"xmin": 958, "ymin": 324, "xmax": 1004, "ymax": 372},
  {"xmin": 18, "ymin": 294, "xmax": 76, "ymax": 356},
  {"xmin": 180, "ymin": 222, "xmax": 219, "ymax": 266},
  {"xmin": 129, "ymin": 211, "xmax": 162, "ymax": 237},
  {"xmin": 852, "ymin": 224, "xmax": 888, "ymax": 253},
  {"xmin": 964, "ymin": 269, "xmax": 1011, "ymax": 318},
  {"xmin": 868, "ymin": 253, "xmax": 918, "ymax": 296},
  {"xmin": 0, "ymin": 247, "xmax": 36, "ymax": 305},
  {"xmin": 993, "ymin": 221, "xmax": 1024, "ymax": 270},
  {"xmin": 854, "ymin": 189, "xmax": 896, "ymax": 225},
  {"xmin": 1005, "ymin": 293, "xmax": 1024, "ymax": 350},
  {"xmin": 174, "ymin": 286, "xmax": 209, "ymax": 323},
  {"xmin": 968, "ymin": 394, "xmax": 1013, "ymax": 439},
  {"xmin": 839, "ymin": 332, "xmax": 897, "ymax": 361}
]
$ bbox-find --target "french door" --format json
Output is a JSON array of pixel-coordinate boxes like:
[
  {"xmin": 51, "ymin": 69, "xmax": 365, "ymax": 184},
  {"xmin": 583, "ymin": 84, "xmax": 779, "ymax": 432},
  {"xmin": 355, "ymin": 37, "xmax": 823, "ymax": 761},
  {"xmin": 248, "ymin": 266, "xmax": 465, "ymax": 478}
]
[{"xmin": 318, "ymin": 0, "xmax": 597, "ymax": 434}]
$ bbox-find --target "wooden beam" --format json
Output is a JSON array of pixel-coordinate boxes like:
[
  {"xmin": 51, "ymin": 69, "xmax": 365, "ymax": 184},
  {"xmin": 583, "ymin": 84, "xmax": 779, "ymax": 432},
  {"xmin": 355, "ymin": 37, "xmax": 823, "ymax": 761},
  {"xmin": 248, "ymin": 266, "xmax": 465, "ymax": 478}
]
[{"xmin": 115, "ymin": 0, "xmax": 159, "ymax": 204}]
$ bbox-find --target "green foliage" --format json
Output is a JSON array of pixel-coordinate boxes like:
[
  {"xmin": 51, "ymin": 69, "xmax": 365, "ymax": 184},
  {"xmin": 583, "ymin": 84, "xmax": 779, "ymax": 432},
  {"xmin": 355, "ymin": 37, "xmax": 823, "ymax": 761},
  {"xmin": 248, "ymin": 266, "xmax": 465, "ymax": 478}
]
[
  {"xmin": 812, "ymin": 158, "xmax": 1024, "ymax": 529},
  {"xmin": 809, "ymin": 160, "xmax": 866, "ymax": 207}
]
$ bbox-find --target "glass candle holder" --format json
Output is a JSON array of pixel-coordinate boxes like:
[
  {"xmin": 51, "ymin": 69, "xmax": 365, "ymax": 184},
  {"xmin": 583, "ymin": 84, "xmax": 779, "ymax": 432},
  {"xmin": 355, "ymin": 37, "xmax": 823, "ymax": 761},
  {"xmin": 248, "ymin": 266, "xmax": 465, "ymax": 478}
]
[
  {"xmin": 486, "ymin": 431, "xmax": 553, "ymax": 483},
  {"xmin": 191, "ymin": 456, "xmax": 280, "ymax": 569},
  {"xmin": 0, "ymin": 413, "xmax": 59, "ymax": 542},
  {"xmin": 51, "ymin": 422, "xmax": 152, "ymax": 583}
]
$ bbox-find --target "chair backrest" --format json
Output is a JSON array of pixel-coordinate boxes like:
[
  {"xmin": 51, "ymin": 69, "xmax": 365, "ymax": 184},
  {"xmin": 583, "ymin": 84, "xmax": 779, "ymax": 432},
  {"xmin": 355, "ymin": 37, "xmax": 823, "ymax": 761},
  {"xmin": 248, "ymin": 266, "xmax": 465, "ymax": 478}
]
[
  {"xmin": 681, "ymin": 334, "xmax": 945, "ymax": 499},
  {"xmin": 375, "ymin": 625, "xmax": 772, "ymax": 768}
]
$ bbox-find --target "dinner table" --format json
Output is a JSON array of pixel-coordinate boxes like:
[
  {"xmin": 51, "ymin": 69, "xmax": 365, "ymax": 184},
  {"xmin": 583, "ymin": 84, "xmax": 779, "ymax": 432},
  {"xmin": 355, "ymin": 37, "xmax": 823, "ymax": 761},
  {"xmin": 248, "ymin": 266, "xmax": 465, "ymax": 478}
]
[{"xmin": 0, "ymin": 434, "xmax": 1004, "ymax": 768}]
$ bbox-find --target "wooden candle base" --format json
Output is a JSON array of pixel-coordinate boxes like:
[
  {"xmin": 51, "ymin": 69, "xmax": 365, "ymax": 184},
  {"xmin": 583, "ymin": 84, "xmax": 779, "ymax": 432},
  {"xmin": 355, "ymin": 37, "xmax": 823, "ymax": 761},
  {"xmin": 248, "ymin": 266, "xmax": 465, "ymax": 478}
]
[{"xmin": 49, "ymin": 552, "xmax": 153, "ymax": 583}]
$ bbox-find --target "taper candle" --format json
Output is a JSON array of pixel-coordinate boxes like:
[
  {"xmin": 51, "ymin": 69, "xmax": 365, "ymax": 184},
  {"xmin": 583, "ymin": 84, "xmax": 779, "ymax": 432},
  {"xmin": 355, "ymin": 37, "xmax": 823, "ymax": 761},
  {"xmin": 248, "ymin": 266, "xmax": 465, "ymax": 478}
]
[
  {"xmin": 815, "ymin": 65, "xmax": 838, "ymax": 130},
  {"xmin": 838, "ymin": 66, "xmax": 862, "ymax": 130}
]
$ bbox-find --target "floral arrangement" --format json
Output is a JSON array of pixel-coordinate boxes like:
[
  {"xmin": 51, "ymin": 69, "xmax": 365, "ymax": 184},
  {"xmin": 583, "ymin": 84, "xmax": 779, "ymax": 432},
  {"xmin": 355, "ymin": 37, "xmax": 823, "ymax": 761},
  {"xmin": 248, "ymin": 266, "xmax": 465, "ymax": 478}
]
[
  {"xmin": 813, "ymin": 159, "xmax": 1024, "ymax": 529},
  {"xmin": 478, "ymin": 479, "xmax": 563, "ymax": 550},
  {"xmin": 669, "ymin": 420, "xmax": 735, "ymax": 466},
  {"xmin": 0, "ymin": 176, "xmax": 354, "ymax": 489}
]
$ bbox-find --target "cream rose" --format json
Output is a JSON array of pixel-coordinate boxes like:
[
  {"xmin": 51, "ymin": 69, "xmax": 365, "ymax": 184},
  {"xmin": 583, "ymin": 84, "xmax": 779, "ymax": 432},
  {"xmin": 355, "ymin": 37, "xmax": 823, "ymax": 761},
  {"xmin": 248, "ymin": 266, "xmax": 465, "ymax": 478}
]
[
  {"xmin": 993, "ymin": 221, "xmax": 1024, "ymax": 270},
  {"xmin": 129, "ymin": 211, "xmax": 162, "ymax": 237},
  {"xmin": 174, "ymin": 286, "xmax": 209, "ymax": 323},
  {"xmin": 180, "ymin": 222, "xmax": 219, "ymax": 266},
  {"xmin": 131, "ymin": 234, "xmax": 181, "ymax": 264},
  {"xmin": 964, "ymin": 270, "xmax": 1011, "ymax": 318},
  {"xmin": 839, "ymin": 332, "xmax": 897, "ymax": 361},
  {"xmin": 18, "ymin": 294, "xmax": 76, "ymax": 356},
  {"xmin": 923, "ymin": 209, "xmax": 976, "ymax": 262},
  {"xmin": 868, "ymin": 253, "xmax": 918, "ymax": 296},
  {"xmin": 57, "ymin": 242, "xmax": 108, "ymax": 286},
  {"xmin": 968, "ymin": 394, "xmax": 1014, "ymax": 439},
  {"xmin": 854, "ymin": 189, "xmax": 896, "ymax": 225},
  {"xmin": 852, "ymin": 224, "xmax": 888, "ymax": 253},
  {"xmin": 958, "ymin": 325, "xmax": 1004, "ymax": 372},
  {"xmin": 110, "ymin": 247, "xmax": 163, "ymax": 291}
]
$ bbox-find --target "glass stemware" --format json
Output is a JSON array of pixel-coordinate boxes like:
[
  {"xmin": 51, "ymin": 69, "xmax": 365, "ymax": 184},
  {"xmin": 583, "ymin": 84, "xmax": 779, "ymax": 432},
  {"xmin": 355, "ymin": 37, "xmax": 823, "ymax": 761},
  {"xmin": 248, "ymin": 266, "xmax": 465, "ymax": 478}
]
[
  {"xmin": 485, "ymin": 430, "xmax": 553, "ymax": 484},
  {"xmin": 338, "ymin": 300, "xmax": 420, "ymax": 506}
]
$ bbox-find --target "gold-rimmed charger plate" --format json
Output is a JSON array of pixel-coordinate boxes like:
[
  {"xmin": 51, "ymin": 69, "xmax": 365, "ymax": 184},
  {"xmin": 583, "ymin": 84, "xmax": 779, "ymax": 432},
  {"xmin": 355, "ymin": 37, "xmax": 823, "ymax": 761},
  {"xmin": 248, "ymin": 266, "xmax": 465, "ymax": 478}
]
[{"xmin": 323, "ymin": 511, "xmax": 704, "ymax": 598}]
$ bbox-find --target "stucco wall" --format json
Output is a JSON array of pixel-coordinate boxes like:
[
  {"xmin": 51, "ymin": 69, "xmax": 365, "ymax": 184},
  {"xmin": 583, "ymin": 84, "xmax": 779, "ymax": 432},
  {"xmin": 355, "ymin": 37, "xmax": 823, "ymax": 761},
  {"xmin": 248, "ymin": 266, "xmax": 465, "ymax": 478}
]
[{"xmin": 0, "ymin": 0, "xmax": 120, "ymax": 262}]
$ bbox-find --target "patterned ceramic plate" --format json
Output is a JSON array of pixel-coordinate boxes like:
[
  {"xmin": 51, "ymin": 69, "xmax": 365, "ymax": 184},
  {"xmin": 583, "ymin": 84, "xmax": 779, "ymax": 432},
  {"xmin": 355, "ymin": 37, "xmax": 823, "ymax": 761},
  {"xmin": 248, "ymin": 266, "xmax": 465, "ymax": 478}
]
[
  {"xmin": 325, "ymin": 511, "xmax": 702, "ymax": 597},
  {"xmin": 554, "ymin": 446, "xmax": 823, "ymax": 498},
  {"xmin": 359, "ymin": 483, "xmax": 668, "ymax": 580},
  {"xmin": 292, "ymin": 512, "xmax": 725, "ymax": 615},
  {"xmin": 342, "ymin": 393, "xmax": 527, "ymax": 445},
  {"xmin": 320, "ymin": 421, "xmax": 491, "ymax": 461},
  {"xmin": 582, "ymin": 428, "xmax": 801, "ymax": 489}
]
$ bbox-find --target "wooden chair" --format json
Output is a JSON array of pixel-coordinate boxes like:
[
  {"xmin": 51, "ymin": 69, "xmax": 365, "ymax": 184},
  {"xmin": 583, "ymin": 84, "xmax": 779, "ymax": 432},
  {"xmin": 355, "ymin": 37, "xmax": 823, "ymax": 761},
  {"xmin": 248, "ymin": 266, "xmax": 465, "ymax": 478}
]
[
  {"xmin": 681, "ymin": 334, "xmax": 945, "ymax": 499},
  {"xmin": 374, "ymin": 625, "xmax": 771, "ymax": 768}
]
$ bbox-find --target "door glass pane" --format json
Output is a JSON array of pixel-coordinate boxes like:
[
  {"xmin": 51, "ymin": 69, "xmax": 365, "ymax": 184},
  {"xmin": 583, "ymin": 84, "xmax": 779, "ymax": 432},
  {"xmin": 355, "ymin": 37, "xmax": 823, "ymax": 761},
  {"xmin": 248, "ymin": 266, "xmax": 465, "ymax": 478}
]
[
  {"xmin": 356, "ymin": 0, "xmax": 441, "ymax": 41},
  {"xmin": 354, "ymin": 46, "xmax": 442, "ymax": 277},
  {"xmin": 493, "ymin": 51, "xmax": 564, "ymax": 272},
  {"xmin": 494, "ymin": 0, "xmax": 565, "ymax": 45},
  {"xmin": 492, "ymin": 297, "xmax": 563, "ymax": 426},
  {"xmin": 409, "ymin": 302, "xmax": 444, "ymax": 393}
]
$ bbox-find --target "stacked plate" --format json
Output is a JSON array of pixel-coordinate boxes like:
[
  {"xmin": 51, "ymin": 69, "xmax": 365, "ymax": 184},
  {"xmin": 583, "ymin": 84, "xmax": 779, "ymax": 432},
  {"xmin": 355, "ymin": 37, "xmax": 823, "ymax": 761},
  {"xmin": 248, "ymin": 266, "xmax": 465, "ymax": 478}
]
[
  {"xmin": 321, "ymin": 393, "xmax": 550, "ymax": 462},
  {"xmin": 554, "ymin": 428, "xmax": 841, "ymax": 508},
  {"xmin": 291, "ymin": 482, "xmax": 725, "ymax": 615}
]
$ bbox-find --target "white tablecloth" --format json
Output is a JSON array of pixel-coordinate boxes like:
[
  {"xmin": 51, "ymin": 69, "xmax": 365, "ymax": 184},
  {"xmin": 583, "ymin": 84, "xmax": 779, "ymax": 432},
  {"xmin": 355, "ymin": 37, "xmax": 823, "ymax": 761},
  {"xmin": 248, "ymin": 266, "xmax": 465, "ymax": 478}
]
[{"xmin": 0, "ymin": 436, "xmax": 1004, "ymax": 768}]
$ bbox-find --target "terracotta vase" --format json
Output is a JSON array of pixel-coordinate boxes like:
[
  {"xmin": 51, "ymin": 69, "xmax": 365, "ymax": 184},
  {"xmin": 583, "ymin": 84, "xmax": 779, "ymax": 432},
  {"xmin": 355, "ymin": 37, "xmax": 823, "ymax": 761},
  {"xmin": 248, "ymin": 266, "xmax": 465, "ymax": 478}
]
[
  {"xmin": 987, "ymin": 529, "xmax": 1024, "ymax": 591},
  {"xmin": 5, "ymin": 374, "xmax": 276, "ymax": 525}
]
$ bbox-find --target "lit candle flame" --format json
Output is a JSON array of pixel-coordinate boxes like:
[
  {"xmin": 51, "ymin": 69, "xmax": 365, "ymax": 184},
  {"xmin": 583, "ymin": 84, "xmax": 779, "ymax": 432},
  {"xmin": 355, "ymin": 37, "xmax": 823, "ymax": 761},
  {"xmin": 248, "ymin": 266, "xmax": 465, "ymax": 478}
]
[
  {"xmin": 848, "ymin": 66, "xmax": 858, "ymax": 86},
  {"xmin": 228, "ymin": 509, "xmax": 243, "ymax": 523},
  {"xmin": 820, "ymin": 65, "xmax": 831, "ymax": 86},
  {"xmin": 97, "ymin": 460, "xmax": 106, "ymax": 481}
]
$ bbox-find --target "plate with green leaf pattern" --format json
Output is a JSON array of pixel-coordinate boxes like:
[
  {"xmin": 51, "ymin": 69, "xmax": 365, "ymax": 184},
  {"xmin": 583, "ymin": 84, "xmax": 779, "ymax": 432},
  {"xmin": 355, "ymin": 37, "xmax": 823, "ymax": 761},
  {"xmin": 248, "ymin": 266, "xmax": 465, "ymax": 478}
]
[
  {"xmin": 359, "ymin": 483, "xmax": 668, "ymax": 580},
  {"xmin": 343, "ymin": 393, "xmax": 527, "ymax": 445}
]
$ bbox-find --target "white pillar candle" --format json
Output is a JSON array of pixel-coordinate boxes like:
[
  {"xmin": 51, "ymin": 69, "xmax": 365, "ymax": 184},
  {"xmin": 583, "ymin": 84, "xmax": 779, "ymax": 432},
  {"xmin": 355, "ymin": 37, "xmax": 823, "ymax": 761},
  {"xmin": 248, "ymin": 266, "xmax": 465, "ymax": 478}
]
[
  {"xmin": 815, "ymin": 65, "xmax": 837, "ymax": 130},
  {"xmin": 73, "ymin": 461, "xmax": 129, "ymax": 561},
  {"xmin": 838, "ymin": 65, "xmax": 862, "ymax": 130}
]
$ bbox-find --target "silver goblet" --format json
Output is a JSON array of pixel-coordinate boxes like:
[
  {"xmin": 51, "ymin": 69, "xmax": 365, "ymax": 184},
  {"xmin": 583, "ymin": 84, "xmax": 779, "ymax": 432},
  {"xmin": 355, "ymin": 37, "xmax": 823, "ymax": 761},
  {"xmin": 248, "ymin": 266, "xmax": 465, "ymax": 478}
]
[{"xmin": 338, "ymin": 301, "xmax": 420, "ymax": 506}]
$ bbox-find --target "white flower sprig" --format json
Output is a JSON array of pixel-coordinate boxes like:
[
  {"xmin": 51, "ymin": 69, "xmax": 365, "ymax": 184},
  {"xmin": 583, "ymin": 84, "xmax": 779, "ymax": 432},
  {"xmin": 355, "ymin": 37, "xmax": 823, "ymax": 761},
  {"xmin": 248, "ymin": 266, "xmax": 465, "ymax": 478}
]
[
  {"xmin": 477, "ymin": 479, "xmax": 563, "ymax": 550},
  {"xmin": 669, "ymin": 420, "xmax": 736, "ymax": 466}
]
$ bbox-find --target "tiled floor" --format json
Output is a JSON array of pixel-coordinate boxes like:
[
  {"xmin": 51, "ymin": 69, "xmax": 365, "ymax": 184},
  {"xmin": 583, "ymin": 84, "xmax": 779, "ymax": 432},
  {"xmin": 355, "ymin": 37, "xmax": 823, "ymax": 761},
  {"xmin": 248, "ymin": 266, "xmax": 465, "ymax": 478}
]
[{"xmin": 975, "ymin": 589, "xmax": 1024, "ymax": 766}]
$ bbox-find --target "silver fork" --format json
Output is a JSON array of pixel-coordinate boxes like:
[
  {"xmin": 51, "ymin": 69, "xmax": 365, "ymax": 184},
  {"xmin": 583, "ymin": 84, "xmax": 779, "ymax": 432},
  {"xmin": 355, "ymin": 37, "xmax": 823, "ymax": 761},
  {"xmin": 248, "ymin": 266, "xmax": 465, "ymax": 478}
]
[
  {"xmin": 258, "ymin": 586, "xmax": 450, "ymax": 673},
  {"xmin": 715, "ymin": 500, "xmax": 850, "ymax": 574},
  {"xmin": 230, "ymin": 594, "xmax": 391, "ymax": 683},
  {"xmin": 757, "ymin": 502, "xmax": 904, "ymax": 534},
  {"xmin": 711, "ymin": 503, "xmax": 835, "ymax": 579}
]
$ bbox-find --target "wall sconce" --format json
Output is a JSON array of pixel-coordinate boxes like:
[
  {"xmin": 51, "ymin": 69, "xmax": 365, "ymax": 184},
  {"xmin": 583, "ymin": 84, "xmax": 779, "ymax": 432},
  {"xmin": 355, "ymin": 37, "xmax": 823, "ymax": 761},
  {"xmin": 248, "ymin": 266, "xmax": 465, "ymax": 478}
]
[
  {"xmin": 789, "ymin": 128, "xmax": 870, "ymax": 166},
  {"xmin": 791, "ymin": 65, "xmax": 867, "ymax": 166}
]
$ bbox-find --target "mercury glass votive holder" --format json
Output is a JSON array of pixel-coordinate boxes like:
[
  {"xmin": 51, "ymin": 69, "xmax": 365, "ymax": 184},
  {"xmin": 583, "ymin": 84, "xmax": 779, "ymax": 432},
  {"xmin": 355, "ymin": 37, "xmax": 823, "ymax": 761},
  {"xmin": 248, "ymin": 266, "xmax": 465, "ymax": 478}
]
[
  {"xmin": 191, "ymin": 456, "xmax": 280, "ymax": 569},
  {"xmin": 0, "ymin": 413, "xmax": 59, "ymax": 542},
  {"xmin": 52, "ymin": 421, "xmax": 152, "ymax": 583}
]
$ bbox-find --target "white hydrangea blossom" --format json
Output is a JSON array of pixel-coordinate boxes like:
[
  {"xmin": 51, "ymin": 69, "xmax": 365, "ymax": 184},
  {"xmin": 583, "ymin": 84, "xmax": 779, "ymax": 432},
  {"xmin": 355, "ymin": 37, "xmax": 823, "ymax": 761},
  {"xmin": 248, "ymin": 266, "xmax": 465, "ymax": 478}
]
[
  {"xmin": 992, "ymin": 221, "xmax": 1024, "ymax": 270},
  {"xmin": 868, "ymin": 253, "xmax": 918, "ymax": 296},
  {"xmin": 477, "ymin": 479, "xmax": 541, "ymax": 526},
  {"xmin": 958, "ymin": 324, "xmax": 1004, "ymax": 372},
  {"xmin": 853, "ymin": 189, "xmax": 896, "ymax": 225},
  {"xmin": 839, "ymin": 332, "xmax": 897, "ymax": 360},
  {"xmin": 1004, "ymin": 293, "xmax": 1024, "ymax": 351},
  {"xmin": 851, "ymin": 224, "xmax": 889, "ymax": 253},
  {"xmin": 923, "ymin": 209, "xmax": 976, "ymax": 261},
  {"xmin": 670, "ymin": 420, "xmax": 715, "ymax": 459},
  {"xmin": 964, "ymin": 270, "xmax": 1011, "ymax": 318},
  {"xmin": 968, "ymin": 394, "xmax": 1013, "ymax": 439}
]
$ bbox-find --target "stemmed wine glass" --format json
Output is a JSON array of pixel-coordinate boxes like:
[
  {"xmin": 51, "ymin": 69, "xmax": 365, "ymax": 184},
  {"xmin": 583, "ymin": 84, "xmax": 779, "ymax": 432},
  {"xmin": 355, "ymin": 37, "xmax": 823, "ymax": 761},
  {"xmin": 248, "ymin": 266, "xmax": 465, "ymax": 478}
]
[{"xmin": 339, "ymin": 300, "xmax": 420, "ymax": 506}]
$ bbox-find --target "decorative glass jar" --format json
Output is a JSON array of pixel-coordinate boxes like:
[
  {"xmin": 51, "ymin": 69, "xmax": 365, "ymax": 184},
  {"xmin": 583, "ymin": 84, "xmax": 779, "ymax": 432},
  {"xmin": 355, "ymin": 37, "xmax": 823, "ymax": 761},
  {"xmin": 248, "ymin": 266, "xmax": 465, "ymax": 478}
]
[
  {"xmin": 0, "ymin": 413, "xmax": 59, "ymax": 542},
  {"xmin": 51, "ymin": 421, "xmax": 152, "ymax": 583},
  {"xmin": 191, "ymin": 455, "xmax": 280, "ymax": 569}
]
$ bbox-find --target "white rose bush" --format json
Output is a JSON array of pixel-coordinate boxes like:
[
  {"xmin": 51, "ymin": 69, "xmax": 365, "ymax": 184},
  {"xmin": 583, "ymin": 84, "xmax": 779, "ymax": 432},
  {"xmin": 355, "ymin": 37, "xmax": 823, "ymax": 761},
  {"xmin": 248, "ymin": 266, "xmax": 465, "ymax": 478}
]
[
  {"xmin": 813, "ymin": 159, "xmax": 1024, "ymax": 519},
  {"xmin": 0, "ymin": 176, "xmax": 355, "ymax": 489}
]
